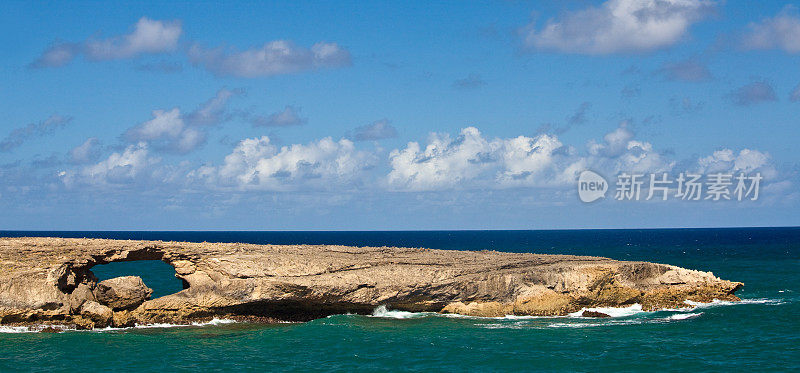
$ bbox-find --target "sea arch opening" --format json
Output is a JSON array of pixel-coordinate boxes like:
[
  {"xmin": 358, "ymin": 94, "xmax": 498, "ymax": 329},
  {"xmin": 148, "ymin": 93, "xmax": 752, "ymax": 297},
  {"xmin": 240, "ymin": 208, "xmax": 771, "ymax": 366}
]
[{"xmin": 90, "ymin": 260, "xmax": 186, "ymax": 299}]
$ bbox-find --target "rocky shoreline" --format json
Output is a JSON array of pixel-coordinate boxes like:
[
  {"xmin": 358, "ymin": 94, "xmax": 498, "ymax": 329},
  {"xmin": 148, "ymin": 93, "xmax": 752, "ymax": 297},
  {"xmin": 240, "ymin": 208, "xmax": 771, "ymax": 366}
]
[{"xmin": 0, "ymin": 237, "xmax": 743, "ymax": 330}]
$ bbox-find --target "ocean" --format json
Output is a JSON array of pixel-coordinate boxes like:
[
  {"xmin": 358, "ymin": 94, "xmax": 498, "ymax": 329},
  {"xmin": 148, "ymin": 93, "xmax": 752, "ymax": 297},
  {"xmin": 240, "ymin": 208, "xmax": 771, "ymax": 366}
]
[{"xmin": 1, "ymin": 228, "xmax": 798, "ymax": 371}]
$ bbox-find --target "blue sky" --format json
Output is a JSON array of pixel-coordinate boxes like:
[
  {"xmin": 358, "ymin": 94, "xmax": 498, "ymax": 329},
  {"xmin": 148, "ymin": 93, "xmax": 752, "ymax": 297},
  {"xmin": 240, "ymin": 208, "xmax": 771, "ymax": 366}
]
[{"xmin": 1, "ymin": 0, "xmax": 798, "ymax": 230}]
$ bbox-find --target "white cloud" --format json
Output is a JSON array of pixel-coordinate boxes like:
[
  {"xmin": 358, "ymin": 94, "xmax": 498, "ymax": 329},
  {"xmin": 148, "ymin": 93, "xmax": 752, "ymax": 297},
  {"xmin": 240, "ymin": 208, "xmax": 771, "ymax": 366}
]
[
  {"xmin": 31, "ymin": 17, "xmax": 182, "ymax": 67},
  {"xmin": 84, "ymin": 17, "xmax": 182, "ymax": 60},
  {"xmin": 192, "ymin": 136, "xmax": 373, "ymax": 191},
  {"xmin": 185, "ymin": 88, "xmax": 241, "ymax": 126},
  {"xmin": 388, "ymin": 124, "xmax": 675, "ymax": 191},
  {"xmin": 61, "ymin": 142, "xmax": 160, "ymax": 186},
  {"xmin": 188, "ymin": 40, "xmax": 351, "ymax": 77},
  {"xmin": 388, "ymin": 127, "xmax": 498, "ymax": 191},
  {"xmin": 122, "ymin": 89, "xmax": 240, "ymax": 153},
  {"xmin": 587, "ymin": 123, "xmax": 675, "ymax": 173},
  {"xmin": 69, "ymin": 137, "xmax": 101, "ymax": 164},
  {"xmin": 123, "ymin": 108, "xmax": 205, "ymax": 153},
  {"xmin": 741, "ymin": 5, "xmax": 800, "ymax": 53},
  {"xmin": 697, "ymin": 148, "xmax": 776, "ymax": 178},
  {"xmin": 125, "ymin": 108, "xmax": 184, "ymax": 141},
  {"xmin": 521, "ymin": 0, "xmax": 715, "ymax": 54},
  {"xmin": 29, "ymin": 42, "xmax": 81, "ymax": 68},
  {"xmin": 496, "ymin": 134, "xmax": 578, "ymax": 187}
]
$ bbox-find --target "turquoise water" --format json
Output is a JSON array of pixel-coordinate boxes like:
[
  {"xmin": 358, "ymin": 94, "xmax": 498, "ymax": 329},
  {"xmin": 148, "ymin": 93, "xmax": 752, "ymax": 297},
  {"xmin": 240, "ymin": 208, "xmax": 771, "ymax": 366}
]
[
  {"xmin": 1, "ymin": 229, "xmax": 798, "ymax": 371},
  {"xmin": 92, "ymin": 261, "xmax": 185, "ymax": 299}
]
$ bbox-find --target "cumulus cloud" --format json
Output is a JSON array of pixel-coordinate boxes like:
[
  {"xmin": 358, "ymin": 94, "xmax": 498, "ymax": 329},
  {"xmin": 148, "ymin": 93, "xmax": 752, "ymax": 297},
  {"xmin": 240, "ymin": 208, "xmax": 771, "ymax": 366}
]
[
  {"xmin": 123, "ymin": 108, "xmax": 204, "ymax": 154},
  {"xmin": 84, "ymin": 17, "xmax": 182, "ymax": 60},
  {"xmin": 61, "ymin": 142, "xmax": 160, "ymax": 186},
  {"xmin": 657, "ymin": 58, "xmax": 712, "ymax": 82},
  {"xmin": 347, "ymin": 119, "xmax": 398, "ymax": 141},
  {"xmin": 0, "ymin": 115, "xmax": 72, "ymax": 152},
  {"xmin": 741, "ymin": 5, "xmax": 800, "ymax": 53},
  {"xmin": 188, "ymin": 41, "xmax": 351, "ymax": 77},
  {"xmin": 122, "ymin": 89, "xmax": 240, "ymax": 153},
  {"xmin": 495, "ymin": 134, "xmax": 579, "ymax": 187},
  {"xmin": 386, "ymin": 127, "xmax": 583, "ymax": 191},
  {"xmin": 250, "ymin": 106, "xmax": 307, "ymax": 127},
  {"xmin": 697, "ymin": 148, "xmax": 777, "ymax": 179},
  {"xmin": 587, "ymin": 123, "xmax": 675, "ymax": 174},
  {"xmin": 125, "ymin": 108, "xmax": 184, "ymax": 141},
  {"xmin": 388, "ymin": 127, "xmax": 497, "ymax": 191},
  {"xmin": 728, "ymin": 81, "xmax": 777, "ymax": 106},
  {"xmin": 452, "ymin": 74, "xmax": 487, "ymax": 89},
  {"xmin": 55, "ymin": 123, "xmax": 783, "ymax": 199},
  {"xmin": 191, "ymin": 136, "xmax": 374, "ymax": 190},
  {"xmin": 69, "ymin": 137, "xmax": 102, "ymax": 164},
  {"xmin": 387, "ymin": 123, "xmax": 676, "ymax": 191},
  {"xmin": 521, "ymin": 0, "xmax": 715, "ymax": 54},
  {"xmin": 30, "ymin": 17, "xmax": 182, "ymax": 67}
]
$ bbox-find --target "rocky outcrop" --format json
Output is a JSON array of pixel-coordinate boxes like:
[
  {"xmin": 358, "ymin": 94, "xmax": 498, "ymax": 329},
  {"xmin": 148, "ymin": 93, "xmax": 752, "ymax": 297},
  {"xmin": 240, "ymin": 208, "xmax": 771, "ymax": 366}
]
[
  {"xmin": 79, "ymin": 301, "xmax": 113, "ymax": 328},
  {"xmin": 0, "ymin": 237, "xmax": 743, "ymax": 329},
  {"xmin": 582, "ymin": 310, "xmax": 611, "ymax": 318},
  {"xmin": 95, "ymin": 276, "xmax": 152, "ymax": 310}
]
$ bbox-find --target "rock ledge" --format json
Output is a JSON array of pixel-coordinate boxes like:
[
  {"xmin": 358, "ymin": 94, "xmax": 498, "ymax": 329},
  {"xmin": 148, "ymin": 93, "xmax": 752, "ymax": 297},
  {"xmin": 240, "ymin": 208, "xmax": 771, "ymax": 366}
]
[{"xmin": 0, "ymin": 237, "xmax": 742, "ymax": 329}]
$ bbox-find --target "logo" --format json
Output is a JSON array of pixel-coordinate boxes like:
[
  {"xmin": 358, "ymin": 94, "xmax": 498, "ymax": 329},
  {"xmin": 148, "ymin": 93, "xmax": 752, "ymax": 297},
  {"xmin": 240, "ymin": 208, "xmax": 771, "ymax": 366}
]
[{"xmin": 578, "ymin": 170, "xmax": 608, "ymax": 203}]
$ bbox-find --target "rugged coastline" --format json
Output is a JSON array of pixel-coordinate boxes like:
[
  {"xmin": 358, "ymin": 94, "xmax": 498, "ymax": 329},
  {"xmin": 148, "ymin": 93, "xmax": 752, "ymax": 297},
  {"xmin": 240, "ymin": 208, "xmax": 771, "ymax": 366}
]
[{"xmin": 0, "ymin": 237, "xmax": 743, "ymax": 330}]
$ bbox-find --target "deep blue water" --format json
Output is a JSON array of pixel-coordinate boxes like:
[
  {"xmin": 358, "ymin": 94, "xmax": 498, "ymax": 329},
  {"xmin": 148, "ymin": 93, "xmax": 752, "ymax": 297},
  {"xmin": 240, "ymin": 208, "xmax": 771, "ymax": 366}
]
[{"xmin": 1, "ymin": 228, "xmax": 798, "ymax": 371}]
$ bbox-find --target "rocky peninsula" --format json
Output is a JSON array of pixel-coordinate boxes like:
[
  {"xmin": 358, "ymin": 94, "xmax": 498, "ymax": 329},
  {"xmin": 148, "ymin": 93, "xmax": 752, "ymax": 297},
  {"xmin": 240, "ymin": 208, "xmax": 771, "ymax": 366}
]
[{"xmin": 0, "ymin": 237, "xmax": 743, "ymax": 329}]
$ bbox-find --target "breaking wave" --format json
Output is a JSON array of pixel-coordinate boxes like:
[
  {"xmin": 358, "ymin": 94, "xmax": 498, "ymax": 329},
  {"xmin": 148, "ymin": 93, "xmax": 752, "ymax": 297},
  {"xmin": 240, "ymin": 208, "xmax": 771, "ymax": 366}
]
[
  {"xmin": 567, "ymin": 303, "xmax": 644, "ymax": 318},
  {"xmin": 665, "ymin": 312, "xmax": 703, "ymax": 321},
  {"xmin": 2, "ymin": 297, "xmax": 787, "ymax": 333},
  {"xmin": 364, "ymin": 297, "xmax": 787, "ymax": 330},
  {"xmin": 0, "ymin": 318, "xmax": 238, "ymax": 333},
  {"xmin": 684, "ymin": 298, "xmax": 784, "ymax": 307},
  {"xmin": 369, "ymin": 305, "xmax": 429, "ymax": 319}
]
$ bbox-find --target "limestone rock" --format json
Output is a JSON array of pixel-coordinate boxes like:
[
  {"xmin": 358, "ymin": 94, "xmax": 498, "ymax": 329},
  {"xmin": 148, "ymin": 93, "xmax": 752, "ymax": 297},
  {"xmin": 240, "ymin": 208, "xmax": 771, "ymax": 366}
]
[
  {"xmin": 0, "ymin": 237, "xmax": 743, "ymax": 329},
  {"xmin": 79, "ymin": 301, "xmax": 113, "ymax": 328},
  {"xmin": 582, "ymin": 310, "xmax": 611, "ymax": 318},
  {"xmin": 94, "ymin": 276, "xmax": 153, "ymax": 310},
  {"xmin": 39, "ymin": 326, "xmax": 62, "ymax": 333},
  {"xmin": 68, "ymin": 283, "xmax": 95, "ymax": 313},
  {"xmin": 112, "ymin": 310, "xmax": 136, "ymax": 328}
]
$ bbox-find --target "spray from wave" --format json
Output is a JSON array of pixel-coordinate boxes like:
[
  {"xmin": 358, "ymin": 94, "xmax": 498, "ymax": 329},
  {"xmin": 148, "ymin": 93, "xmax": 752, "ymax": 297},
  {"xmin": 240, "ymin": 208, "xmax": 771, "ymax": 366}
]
[
  {"xmin": 370, "ymin": 305, "xmax": 428, "ymax": 319},
  {"xmin": 568, "ymin": 304, "xmax": 644, "ymax": 318}
]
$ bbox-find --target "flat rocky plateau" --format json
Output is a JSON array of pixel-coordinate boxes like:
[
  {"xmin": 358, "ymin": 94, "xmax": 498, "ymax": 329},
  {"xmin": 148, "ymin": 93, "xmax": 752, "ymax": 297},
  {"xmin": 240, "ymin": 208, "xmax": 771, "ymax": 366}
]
[{"xmin": 0, "ymin": 237, "xmax": 743, "ymax": 329}]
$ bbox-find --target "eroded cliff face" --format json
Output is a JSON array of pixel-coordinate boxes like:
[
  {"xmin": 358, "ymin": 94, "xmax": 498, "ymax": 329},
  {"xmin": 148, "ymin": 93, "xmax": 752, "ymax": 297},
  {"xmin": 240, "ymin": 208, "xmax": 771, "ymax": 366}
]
[{"xmin": 0, "ymin": 237, "xmax": 742, "ymax": 329}]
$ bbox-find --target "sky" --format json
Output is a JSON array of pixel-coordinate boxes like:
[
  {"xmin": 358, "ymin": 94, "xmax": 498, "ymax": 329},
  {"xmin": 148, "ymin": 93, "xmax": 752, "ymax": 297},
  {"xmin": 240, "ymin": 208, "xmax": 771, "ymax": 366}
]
[{"xmin": 1, "ymin": 0, "xmax": 799, "ymax": 230}]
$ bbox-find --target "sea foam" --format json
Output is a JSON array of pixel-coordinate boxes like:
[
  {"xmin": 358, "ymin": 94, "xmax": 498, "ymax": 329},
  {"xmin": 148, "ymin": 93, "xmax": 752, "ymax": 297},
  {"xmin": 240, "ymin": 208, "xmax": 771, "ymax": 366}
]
[
  {"xmin": 568, "ymin": 303, "xmax": 645, "ymax": 318},
  {"xmin": 685, "ymin": 298, "xmax": 784, "ymax": 308},
  {"xmin": 0, "ymin": 318, "xmax": 239, "ymax": 333},
  {"xmin": 370, "ymin": 305, "xmax": 428, "ymax": 319},
  {"xmin": 664, "ymin": 312, "xmax": 703, "ymax": 321}
]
